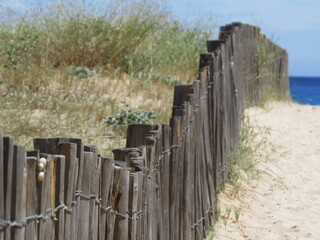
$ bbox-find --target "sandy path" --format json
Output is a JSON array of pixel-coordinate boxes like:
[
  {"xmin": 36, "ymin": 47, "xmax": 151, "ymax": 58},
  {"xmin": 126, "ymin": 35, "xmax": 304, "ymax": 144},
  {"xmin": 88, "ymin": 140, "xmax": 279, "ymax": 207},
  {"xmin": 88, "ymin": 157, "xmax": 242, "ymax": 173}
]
[{"xmin": 213, "ymin": 102, "xmax": 320, "ymax": 240}]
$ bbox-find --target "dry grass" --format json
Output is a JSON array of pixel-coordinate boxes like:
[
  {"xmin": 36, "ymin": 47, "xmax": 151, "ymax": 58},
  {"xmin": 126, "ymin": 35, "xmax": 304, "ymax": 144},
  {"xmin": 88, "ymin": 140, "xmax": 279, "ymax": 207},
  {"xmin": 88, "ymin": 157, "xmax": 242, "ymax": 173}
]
[{"xmin": 0, "ymin": 71, "xmax": 176, "ymax": 156}]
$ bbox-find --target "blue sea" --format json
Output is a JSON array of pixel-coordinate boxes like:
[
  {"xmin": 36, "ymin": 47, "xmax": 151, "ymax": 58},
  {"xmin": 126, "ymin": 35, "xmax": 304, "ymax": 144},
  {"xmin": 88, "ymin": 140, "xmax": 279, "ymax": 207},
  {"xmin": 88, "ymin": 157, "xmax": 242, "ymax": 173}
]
[{"xmin": 289, "ymin": 76, "xmax": 320, "ymax": 105}]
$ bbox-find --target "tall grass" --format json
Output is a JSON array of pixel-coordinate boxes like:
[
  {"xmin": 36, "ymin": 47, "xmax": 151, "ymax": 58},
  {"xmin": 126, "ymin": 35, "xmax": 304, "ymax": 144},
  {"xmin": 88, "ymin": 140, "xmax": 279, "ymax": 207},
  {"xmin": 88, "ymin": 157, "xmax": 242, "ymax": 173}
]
[{"xmin": 0, "ymin": 0, "xmax": 212, "ymax": 87}]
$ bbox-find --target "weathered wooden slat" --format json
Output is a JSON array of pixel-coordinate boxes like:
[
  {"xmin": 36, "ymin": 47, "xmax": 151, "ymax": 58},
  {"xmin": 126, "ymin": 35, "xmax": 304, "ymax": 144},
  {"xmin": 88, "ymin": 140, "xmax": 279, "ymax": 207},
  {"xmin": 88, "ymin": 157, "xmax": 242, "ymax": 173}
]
[
  {"xmin": 89, "ymin": 153, "xmax": 100, "ymax": 240},
  {"xmin": 199, "ymin": 53, "xmax": 214, "ymax": 70},
  {"xmin": 140, "ymin": 146, "xmax": 148, "ymax": 240},
  {"xmin": 145, "ymin": 134, "xmax": 161, "ymax": 240},
  {"xmin": 113, "ymin": 166, "xmax": 130, "ymax": 240},
  {"xmin": 169, "ymin": 116, "xmax": 181, "ymax": 240},
  {"xmin": 25, "ymin": 156, "xmax": 38, "ymax": 240},
  {"xmin": 106, "ymin": 165, "xmax": 121, "ymax": 240},
  {"xmin": 126, "ymin": 124, "xmax": 157, "ymax": 148},
  {"xmin": 182, "ymin": 102, "xmax": 193, "ymax": 240},
  {"xmin": 53, "ymin": 155, "xmax": 65, "ymax": 240},
  {"xmin": 113, "ymin": 148, "xmax": 141, "ymax": 168},
  {"xmin": 151, "ymin": 124, "xmax": 162, "ymax": 240},
  {"xmin": 172, "ymin": 85, "xmax": 194, "ymax": 117},
  {"xmin": 99, "ymin": 156, "xmax": 113, "ymax": 240},
  {"xmin": 135, "ymin": 171, "xmax": 144, "ymax": 240},
  {"xmin": 128, "ymin": 172, "xmax": 139, "ymax": 240},
  {"xmin": 37, "ymin": 154, "xmax": 54, "ymax": 240},
  {"xmin": 190, "ymin": 90, "xmax": 199, "ymax": 240},
  {"xmin": 0, "ymin": 133, "xmax": 3, "ymax": 240},
  {"xmin": 12, "ymin": 145, "xmax": 27, "ymax": 240},
  {"xmin": 58, "ymin": 142, "xmax": 77, "ymax": 240},
  {"xmin": 128, "ymin": 151, "xmax": 144, "ymax": 172},
  {"xmin": 207, "ymin": 40, "xmax": 224, "ymax": 53},
  {"xmin": 71, "ymin": 149, "xmax": 79, "ymax": 240},
  {"xmin": 77, "ymin": 152, "xmax": 94, "ymax": 240},
  {"xmin": 160, "ymin": 125, "xmax": 170, "ymax": 240},
  {"xmin": 3, "ymin": 136, "xmax": 14, "ymax": 240}
]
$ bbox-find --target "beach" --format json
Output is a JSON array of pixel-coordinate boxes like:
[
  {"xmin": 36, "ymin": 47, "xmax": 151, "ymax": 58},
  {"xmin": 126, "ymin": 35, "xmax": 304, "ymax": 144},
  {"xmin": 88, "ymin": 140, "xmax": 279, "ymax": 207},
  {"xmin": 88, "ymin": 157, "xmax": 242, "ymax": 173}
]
[{"xmin": 214, "ymin": 102, "xmax": 320, "ymax": 240}]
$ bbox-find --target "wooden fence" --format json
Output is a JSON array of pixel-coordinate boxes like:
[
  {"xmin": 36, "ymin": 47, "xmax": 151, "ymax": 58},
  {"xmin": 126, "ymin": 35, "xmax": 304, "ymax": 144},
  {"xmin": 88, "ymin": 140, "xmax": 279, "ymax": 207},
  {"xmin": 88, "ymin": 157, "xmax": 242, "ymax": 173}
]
[{"xmin": 0, "ymin": 23, "xmax": 288, "ymax": 240}]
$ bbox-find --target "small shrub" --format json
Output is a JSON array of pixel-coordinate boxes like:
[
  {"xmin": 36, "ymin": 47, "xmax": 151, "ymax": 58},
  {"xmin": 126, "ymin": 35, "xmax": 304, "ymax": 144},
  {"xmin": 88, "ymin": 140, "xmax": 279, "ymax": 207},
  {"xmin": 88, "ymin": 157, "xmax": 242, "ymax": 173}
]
[
  {"xmin": 68, "ymin": 66, "xmax": 100, "ymax": 79},
  {"xmin": 105, "ymin": 109, "xmax": 157, "ymax": 126}
]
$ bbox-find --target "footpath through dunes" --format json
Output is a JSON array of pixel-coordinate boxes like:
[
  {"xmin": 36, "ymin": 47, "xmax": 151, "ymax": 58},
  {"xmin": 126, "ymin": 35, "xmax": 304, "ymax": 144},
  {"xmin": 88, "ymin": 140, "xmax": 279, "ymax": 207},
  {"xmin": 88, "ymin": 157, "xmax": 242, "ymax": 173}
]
[{"xmin": 214, "ymin": 102, "xmax": 320, "ymax": 240}]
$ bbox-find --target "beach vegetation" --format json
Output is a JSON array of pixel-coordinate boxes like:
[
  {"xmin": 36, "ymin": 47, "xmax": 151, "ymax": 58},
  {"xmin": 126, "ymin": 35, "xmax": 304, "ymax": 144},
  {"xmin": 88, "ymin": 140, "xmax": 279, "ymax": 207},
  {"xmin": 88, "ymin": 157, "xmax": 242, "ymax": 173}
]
[
  {"xmin": 205, "ymin": 114, "xmax": 272, "ymax": 239},
  {"xmin": 0, "ymin": 0, "xmax": 214, "ymax": 155},
  {"xmin": 105, "ymin": 109, "xmax": 157, "ymax": 134}
]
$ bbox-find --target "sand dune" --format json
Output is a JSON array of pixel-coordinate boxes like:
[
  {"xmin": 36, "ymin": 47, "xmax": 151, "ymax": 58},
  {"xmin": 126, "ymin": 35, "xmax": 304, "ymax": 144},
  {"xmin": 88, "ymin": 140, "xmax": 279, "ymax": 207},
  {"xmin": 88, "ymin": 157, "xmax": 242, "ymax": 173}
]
[{"xmin": 214, "ymin": 102, "xmax": 320, "ymax": 240}]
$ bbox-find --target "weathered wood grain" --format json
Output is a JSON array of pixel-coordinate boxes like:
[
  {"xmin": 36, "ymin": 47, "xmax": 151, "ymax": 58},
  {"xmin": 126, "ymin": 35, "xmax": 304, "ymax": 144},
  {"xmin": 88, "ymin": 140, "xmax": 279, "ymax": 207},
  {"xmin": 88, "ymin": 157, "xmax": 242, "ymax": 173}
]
[
  {"xmin": 169, "ymin": 116, "xmax": 181, "ymax": 240},
  {"xmin": 113, "ymin": 166, "xmax": 130, "ymax": 240},
  {"xmin": 38, "ymin": 154, "xmax": 54, "ymax": 240},
  {"xmin": 3, "ymin": 136, "xmax": 14, "ymax": 240},
  {"xmin": 53, "ymin": 155, "xmax": 66, "ymax": 240},
  {"xmin": 135, "ymin": 171, "xmax": 144, "ymax": 240},
  {"xmin": 12, "ymin": 145, "xmax": 27, "ymax": 240},
  {"xmin": 106, "ymin": 165, "xmax": 121, "ymax": 240},
  {"xmin": 0, "ymin": 133, "xmax": 3, "ymax": 240},
  {"xmin": 126, "ymin": 124, "xmax": 157, "ymax": 148},
  {"xmin": 25, "ymin": 156, "xmax": 38, "ymax": 240},
  {"xmin": 128, "ymin": 172, "xmax": 138, "ymax": 240},
  {"xmin": 160, "ymin": 125, "xmax": 170, "ymax": 240},
  {"xmin": 99, "ymin": 157, "xmax": 113, "ymax": 240},
  {"xmin": 89, "ymin": 153, "xmax": 100, "ymax": 240},
  {"xmin": 58, "ymin": 142, "xmax": 77, "ymax": 240},
  {"xmin": 77, "ymin": 151, "xmax": 94, "ymax": 240}
]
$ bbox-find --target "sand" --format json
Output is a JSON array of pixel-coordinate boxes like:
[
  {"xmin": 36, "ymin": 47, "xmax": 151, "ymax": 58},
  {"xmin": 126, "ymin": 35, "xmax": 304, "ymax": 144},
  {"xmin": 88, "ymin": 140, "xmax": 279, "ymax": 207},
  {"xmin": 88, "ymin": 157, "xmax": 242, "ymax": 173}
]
[{"xmin": 213, "ymin": 102, "xmax": 320, "ymax": 240}]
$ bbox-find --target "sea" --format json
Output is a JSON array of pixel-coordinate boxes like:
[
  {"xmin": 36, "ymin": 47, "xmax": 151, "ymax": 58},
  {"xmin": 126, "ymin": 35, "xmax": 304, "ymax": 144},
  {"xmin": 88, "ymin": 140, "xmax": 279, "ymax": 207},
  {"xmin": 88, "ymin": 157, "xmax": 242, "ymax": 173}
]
[{"xmin": 289, "ymin": 76, "xmax": 320, "ymax": 106}]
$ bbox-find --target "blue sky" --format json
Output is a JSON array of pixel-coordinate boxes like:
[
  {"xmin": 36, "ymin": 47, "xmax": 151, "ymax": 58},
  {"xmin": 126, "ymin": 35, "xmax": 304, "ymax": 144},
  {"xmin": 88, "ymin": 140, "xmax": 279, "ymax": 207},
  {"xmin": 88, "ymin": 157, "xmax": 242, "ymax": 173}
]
[
  {"xmin": 168, "ymin": 0, "xmax": 320, "ymax": 77},
  {"xmin": 2, "ymin": 0, "xmax": 319, "ymax": 77}
]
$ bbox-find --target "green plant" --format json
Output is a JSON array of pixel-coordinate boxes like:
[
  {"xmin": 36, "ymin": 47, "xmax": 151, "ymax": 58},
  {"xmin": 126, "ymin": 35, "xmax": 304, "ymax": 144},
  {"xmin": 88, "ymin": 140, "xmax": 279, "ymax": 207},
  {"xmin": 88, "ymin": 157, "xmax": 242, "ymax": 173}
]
[
  {"xmin": 105, "ymin": 109, "xmax": 157, "ymax": 126},
  {"xmin": 226, "ymin": 115, "xmax": 261, "ymax": 191},
  {"xmin": 204, "ymin": 225, "xmax": 216, "ymax": 240},
  {"xmin": 221, "ymin": 206, "xmax": 232, "ymax": 227},
  {"xmin": 233, "ymin": 207, "xmax": 241, "ymax": 223}
]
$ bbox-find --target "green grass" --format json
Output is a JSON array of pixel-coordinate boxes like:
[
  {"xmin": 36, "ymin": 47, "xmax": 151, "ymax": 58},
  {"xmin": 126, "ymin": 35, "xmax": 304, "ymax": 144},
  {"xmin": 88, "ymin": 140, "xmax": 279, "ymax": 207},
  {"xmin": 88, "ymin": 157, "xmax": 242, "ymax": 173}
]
[
  {"xmin": 226, "ymin": 115, "xmax": 273, "ymax": 197},
  {"xmin": 0, "ymin": 71, "xmax": 176, "ymax": 155}
]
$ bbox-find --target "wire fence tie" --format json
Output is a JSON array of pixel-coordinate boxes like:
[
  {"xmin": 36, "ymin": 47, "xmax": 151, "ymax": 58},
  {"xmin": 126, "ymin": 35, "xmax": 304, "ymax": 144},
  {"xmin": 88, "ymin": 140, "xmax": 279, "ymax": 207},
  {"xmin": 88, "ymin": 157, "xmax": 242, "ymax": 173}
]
[
  {"xmin": 54, "ymin": 203, "xmax": 66, "ymax": 212},
  {"xmin": 0, "ymin": 219, "xmax": 10, "ymax": 229},
  {"xmin": 100, "ymin": 206, "xmax": 112, "ymax": 213},
  {"xmin": 162, "ymin": 149, "xmax": 171, "ymax": 154}
]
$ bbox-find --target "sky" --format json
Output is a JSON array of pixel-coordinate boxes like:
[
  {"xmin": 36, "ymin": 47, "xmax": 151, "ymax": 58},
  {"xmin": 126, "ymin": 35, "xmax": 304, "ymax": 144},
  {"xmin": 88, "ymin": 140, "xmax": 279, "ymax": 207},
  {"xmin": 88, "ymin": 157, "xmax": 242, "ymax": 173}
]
[
  {"xmin": 168, "ymin": 0, "xmax": 320, "ymax": 77},
  {"xmin": 2, "ymin": 0, "xmax": 319, "ymax": 77}
]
